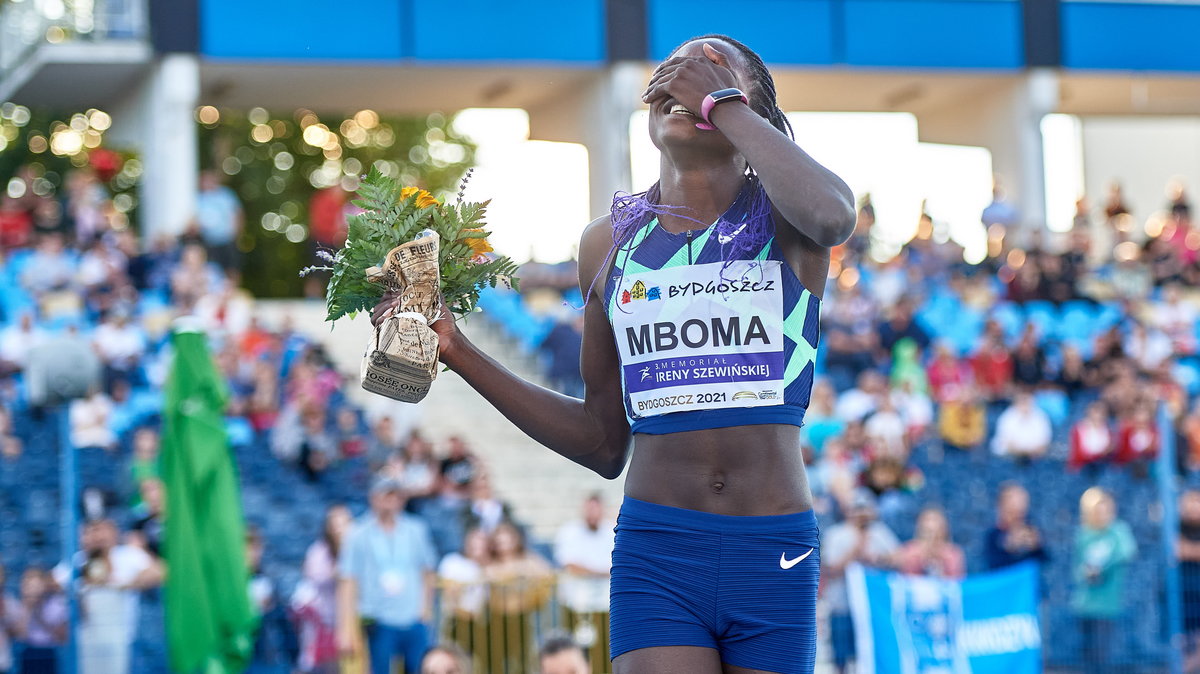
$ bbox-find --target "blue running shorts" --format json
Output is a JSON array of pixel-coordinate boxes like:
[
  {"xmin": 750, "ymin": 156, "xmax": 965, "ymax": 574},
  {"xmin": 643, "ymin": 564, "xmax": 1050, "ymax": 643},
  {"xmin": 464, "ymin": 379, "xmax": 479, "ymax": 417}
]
[{"xmin": 609, "ymin": 496, "xmax": 821, "ymax": 674}]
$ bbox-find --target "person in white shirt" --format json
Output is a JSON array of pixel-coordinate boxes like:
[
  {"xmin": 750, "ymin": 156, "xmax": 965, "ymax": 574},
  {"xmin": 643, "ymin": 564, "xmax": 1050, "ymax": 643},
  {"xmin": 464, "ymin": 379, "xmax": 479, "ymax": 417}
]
[
  {"xmin": 70, "ymin": 389, "xmax": 117, "ymax": 451},
  {"xmin": 93, "ymin": 308, "xmax": 146, "ymax": 376},
  {"xmin": 991, "ymin": 390, "xmax": 1053, "ymax": 459},
  {"xmin": 60, "ymin": 519, "xmax": 162, "ymax": 674},
  {"xmin": 554, "ymin": 493, "xmax": 616, "ymax": 615},
  {"xmin": 835, "ymin": 370, "xmax": 886, "ymax": 423},
  {"xmin": 0, "ymin": 312, "xmax": 44, "ymax": 375},
  {"xmin": 864, "ymin": 396, "xmax": 908, "ymax": 458},
  {"xmin": 437, "ymin": 527, "xmax": 491, "ymax": 620}
]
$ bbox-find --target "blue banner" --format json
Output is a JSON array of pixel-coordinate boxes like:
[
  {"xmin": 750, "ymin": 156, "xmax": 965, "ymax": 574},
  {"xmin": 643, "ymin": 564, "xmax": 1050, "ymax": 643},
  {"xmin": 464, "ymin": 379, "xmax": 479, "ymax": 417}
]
[{"xmin": 847, "ymin": 562, "xmax": 1042, "ymax": 674}]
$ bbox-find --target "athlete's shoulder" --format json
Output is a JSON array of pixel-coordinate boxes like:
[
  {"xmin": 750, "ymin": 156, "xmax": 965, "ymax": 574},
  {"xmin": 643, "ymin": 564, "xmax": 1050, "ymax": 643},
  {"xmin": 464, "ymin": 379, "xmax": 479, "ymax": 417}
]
[{"xmin": 579, "ymin": 213, "xmax": 615, "ymax": 253}]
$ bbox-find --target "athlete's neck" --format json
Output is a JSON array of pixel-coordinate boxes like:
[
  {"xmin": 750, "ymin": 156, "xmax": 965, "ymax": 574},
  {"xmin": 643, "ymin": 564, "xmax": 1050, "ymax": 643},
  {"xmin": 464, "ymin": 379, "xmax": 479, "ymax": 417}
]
[{"xmin": 657, "ymin": 158, "xmax": 746, "ymax": 234}]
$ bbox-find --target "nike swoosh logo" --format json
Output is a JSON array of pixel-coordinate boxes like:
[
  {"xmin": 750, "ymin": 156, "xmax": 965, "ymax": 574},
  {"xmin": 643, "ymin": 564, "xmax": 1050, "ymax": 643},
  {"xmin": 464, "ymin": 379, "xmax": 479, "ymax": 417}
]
[{"xmin": 780, "ymin": 549, "xmax": 814, "ymax": 569}]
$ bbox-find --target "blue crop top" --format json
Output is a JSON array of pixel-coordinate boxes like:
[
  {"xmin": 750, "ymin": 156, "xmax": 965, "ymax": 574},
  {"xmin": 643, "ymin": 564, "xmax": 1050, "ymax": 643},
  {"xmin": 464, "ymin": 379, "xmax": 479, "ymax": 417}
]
[{"xmin": 603, "ymin": 215, "xmax": 821, "ymax": 435}]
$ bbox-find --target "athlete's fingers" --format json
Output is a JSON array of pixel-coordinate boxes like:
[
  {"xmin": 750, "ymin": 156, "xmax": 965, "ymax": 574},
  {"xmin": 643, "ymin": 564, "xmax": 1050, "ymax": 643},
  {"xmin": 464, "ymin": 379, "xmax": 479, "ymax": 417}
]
[
  {"xmin": 643, "ymin": 63, "xmax": 687, "ymax": 99},
  {"xmin": 641, "ymin": 74, "xmax": 678, "ymax": 104}
]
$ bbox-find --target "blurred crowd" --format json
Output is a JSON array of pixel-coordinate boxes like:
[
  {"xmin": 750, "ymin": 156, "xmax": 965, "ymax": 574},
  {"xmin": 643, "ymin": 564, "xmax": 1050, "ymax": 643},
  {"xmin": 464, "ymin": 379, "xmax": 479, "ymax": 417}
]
[
  {"xmin": 6, "ymin": 153, "xmax": 1200, "ymax": 673},
  {"xmin": 0, "ymin": 162, "xmax": 614, "ymax": 674}
]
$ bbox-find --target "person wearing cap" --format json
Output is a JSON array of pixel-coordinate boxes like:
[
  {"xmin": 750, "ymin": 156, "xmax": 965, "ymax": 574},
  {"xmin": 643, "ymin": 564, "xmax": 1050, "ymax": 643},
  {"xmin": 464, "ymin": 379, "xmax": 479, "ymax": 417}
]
[
  {"xmin": 337, "ymin": 476, "xmax": 437, "ymax": 674},
  {"xmin": 820, "ymin": 489, "xmax": 900, "ymax": 674}
]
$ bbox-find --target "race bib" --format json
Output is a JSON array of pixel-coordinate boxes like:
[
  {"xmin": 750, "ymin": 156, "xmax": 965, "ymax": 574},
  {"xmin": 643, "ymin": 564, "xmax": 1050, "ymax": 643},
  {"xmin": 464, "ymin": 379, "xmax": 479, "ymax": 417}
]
[{"xmin": 610, "ymin": 260, "xmax": 786, "ymax": 418}]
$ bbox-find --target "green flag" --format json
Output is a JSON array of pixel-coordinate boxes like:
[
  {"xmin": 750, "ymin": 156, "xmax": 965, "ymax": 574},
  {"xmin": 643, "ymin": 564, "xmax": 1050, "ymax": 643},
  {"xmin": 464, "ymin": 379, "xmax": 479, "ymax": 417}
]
[{"xmin": 163, "ymin": 327, "xmax": 257, "ymax": 673}]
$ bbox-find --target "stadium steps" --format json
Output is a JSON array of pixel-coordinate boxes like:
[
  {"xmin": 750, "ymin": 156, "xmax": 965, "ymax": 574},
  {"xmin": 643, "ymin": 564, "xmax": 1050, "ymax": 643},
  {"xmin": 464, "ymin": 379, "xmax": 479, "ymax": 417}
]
[{"xmin": 257, "ymin": 299, "xmax": 626, "ymax": 543}]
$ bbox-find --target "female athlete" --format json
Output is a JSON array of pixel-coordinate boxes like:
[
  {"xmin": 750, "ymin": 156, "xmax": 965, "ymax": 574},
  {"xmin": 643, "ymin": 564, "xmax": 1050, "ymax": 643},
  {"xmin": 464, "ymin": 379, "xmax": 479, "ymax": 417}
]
[{"xmin": 374, "ymin": 34, "xmax": 855, "ymax": 674}]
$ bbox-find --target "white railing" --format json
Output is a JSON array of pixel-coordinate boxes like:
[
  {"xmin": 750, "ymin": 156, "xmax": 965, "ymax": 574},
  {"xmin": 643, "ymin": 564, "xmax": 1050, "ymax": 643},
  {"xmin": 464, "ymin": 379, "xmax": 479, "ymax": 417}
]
[{"xmin": 0, "ymin": 0, "xmax": 147, "ymax": 74}]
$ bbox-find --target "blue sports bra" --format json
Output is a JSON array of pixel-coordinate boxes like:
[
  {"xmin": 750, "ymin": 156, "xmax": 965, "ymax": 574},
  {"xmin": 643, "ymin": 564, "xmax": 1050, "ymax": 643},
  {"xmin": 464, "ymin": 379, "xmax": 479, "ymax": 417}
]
[{"xmin": 603, "ymin": 215, "xmax": 821, "ymax": 435}]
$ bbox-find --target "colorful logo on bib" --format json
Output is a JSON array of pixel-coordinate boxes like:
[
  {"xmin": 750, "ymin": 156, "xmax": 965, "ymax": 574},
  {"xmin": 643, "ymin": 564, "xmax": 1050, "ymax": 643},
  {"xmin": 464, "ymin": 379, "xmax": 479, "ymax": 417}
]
[
  {"xmin": 620, "ymin": 280, "xmax": 661, "ymax": 305},
  {"xmin": 732, "ymin": 391, "xmax": 759, "ymax": 401}
]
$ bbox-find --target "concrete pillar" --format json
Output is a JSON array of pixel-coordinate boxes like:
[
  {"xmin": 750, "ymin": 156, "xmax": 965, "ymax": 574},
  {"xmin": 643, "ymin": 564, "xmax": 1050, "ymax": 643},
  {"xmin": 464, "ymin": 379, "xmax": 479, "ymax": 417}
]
[
  {"xmin": 526, "ymin": 63, "xmax": 645, "ymax": 220},
  {"xmin": 915, "ymin": 68, "xmax": 1060, "ymax": 231},
  {"xmin": 109, "ymin": 53, "xmax": 199, "ymax": 241}
]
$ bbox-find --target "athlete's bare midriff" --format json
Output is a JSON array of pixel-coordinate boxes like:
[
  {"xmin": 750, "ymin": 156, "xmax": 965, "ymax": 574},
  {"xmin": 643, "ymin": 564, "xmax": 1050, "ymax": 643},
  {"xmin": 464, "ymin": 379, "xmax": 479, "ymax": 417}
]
[{"xmin": 623, "ymin": 423, "xmax": 814, "ymax": 516}]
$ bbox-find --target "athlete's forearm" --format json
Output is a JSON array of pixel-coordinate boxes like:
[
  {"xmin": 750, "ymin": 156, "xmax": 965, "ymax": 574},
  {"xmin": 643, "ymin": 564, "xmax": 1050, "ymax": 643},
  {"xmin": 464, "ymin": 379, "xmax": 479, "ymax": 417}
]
[
  {"xmin": 443, "ymin": 336, "xmax": 630, "ymax": 478},
  {"xmin": 708, "ymin": 102, "xmax": 855, "ymax": 247}
]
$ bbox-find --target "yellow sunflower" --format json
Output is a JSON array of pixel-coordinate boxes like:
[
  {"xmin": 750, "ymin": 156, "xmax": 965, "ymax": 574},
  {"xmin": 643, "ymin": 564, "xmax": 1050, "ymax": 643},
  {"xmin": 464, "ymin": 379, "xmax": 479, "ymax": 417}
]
[
  {"xmin": 459, "ymin": 228, "xmax": 494, "ymax": 256},
  {"xmin": 400, "ymin": 186, "xmax": 439, "ymax": 209}
]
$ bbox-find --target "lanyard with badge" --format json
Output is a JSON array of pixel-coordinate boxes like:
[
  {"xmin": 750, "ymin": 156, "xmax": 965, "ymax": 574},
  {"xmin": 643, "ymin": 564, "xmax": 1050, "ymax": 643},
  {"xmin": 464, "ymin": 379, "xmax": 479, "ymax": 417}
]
[{"xmin": 372, "ymin": 521, "xmax": 407, "ymax": 598}]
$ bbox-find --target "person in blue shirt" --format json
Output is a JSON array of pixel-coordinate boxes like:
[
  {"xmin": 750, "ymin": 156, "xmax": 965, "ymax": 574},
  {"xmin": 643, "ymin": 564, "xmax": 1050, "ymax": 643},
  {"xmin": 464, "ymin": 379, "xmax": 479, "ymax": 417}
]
[{"xmin": 337, "ymin": 476, "xmax": 437, "ymax": 674}]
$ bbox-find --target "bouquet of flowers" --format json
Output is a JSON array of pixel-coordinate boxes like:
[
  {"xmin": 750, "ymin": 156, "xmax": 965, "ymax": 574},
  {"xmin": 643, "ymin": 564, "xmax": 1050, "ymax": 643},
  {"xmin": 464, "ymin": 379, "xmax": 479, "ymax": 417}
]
[{"xmin": 303, "ymin": 168, "xmax": 519, "ymax": 402}]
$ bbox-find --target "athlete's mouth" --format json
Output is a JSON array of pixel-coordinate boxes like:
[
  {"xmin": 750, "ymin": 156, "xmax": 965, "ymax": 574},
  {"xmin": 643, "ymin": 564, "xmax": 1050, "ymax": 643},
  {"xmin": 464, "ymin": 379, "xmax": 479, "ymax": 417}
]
[
  {"xmin": 656, "ymin": 97, "xmax": 697, "ymax": 118},
  {"xmin": 669, "ymin": 103, "xmax": 697, "ymax": 117}
]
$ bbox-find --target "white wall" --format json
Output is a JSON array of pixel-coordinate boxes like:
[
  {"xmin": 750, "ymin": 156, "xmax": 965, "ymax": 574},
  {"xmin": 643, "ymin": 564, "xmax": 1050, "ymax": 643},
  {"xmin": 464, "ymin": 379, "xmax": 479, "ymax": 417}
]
[{"xmin": 1081, "ymin": 116, "xmax": 1200, "ymax": 227}]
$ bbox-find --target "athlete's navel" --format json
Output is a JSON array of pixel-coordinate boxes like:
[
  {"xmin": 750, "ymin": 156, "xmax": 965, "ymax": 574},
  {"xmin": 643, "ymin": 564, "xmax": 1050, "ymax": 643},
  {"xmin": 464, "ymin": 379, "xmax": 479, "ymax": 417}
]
[{"xmin": 710, "ymin": 480, "xmax": 726, "ymax": 493}]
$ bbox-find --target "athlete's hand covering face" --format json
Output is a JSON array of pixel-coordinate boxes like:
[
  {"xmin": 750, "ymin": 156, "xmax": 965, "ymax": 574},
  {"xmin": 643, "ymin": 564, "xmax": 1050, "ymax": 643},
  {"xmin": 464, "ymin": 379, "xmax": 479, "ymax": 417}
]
[{"xmin": 642, "ymin": 42, "xmax": 743, "ymax": 120}]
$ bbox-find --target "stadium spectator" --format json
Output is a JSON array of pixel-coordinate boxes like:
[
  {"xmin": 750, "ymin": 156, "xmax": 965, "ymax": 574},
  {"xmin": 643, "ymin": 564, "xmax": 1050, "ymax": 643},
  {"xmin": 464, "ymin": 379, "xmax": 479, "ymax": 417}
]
[
  {"xmin": 20, "ymin": 233, "xmax": 75, "ymax": 296},
  {"xmin": 822, "ymin": 283, "xmax": 879, "ymax": 388},
  {"xmin": 1182, "ymin": 400, "xmax": 1200, "ymax": 475},
  {"xmin": 0, "ymin": 564, "xmax": 16, "ymax": 674},
  {"xmin": 169, "ymin": 243, "xmax": 220, "ymax": 311},
  {"xmin": 465, "ymin": 472, "xmax": 512, "ymax": 535},
  {"xmin": 877, "ymin": 298, "xmax": 930, "ymax": 360},
  {"xmin": 1113, "ymin": 404, "xmax": 1159, "ymax": 471},
  {"xmin": 292, "ymin": 504, "xmax": 351, "ymax": 674},
  {"xmin": 991, "ymin": 390, "xmax": 1051, "ymax": 460},
  {"xmin": 1153, "ymin": 284, "xmax": 1197, "ymax": 355},
  {"xmin": 1010, "ymin": 327, "xmax": 1047, "ymax": 388},
  {"xmin": 1125, "ymin": 322, "xmax": 1173, "ymax": 374},
  {"xmin": 821, "ymin": 489, "xmax": 900, "ymax": 674},
  {"xmin": 808, "ymin": 437, "xmax": 861, "ymax": 516},
  {"xmin": 366, "ymin": 416, "xmax": 402, "ymax": 470},
  {"xmin": 983, "ymin": 482, "xmax": 1047, "ymax": 570},
  {"xmin": 126, "ymin": 427, "xmax": 160, "ymax": 504},
  {"xmin": 69, "ymin": 387, "xmax": 117, "ymax": 451},
  {"xmin": 800, "ymin": 379, "xmax": 845, "ymax": 459},
  {"xmin": 1178, "ymin": 488, "xmax": 1200, "ymax": 671},
  {"xmin": 1073, "ymin": 487, "xmax": 1135, "ymax": 674},
  {"xmin": 1069, "ymin": 402, "xmax": 1113, "ymax": 471},
  {"xmin": 555, "ymin": 492, "xmax": 615, "ymax": 634},
  {"xmin": 338, "ymin": 476, "xmax": 436, "ymax": 674},
  {"xmin": 438, "ymin": 527, "xmax": 491, "ymax": 620},
  {"xmin": 1053, "ymin": 344, "xmax": 1092, "ymax": 398},
  {"xmin": 926, "ymin": 341, "xmax": 973, "ymax": 404},
  {"xmin": 68, "ymin": 519, "xmax": 162, "ymax": 674},
  {"xmin": 897, "ymin": 507, "xmax": 965, "ymax": 579},
  {"xmin": 0, "ymin": 312, "xmax": 44, "ymax": 376},
  {"xmin": 835, "ymin": 369, "xmax": 885, "ymax": 423},
  {"xmin": 864, "ymin": 395, "xmax": 908, "ymax": 458},
  {"xmin": 439, "ymin": 436, "xmax": 478, "ymax": 498},
  {"xmin": 537, "ymin": 632, "xmax": 589, "ymax": 674},
  {"xmin": 12, "ymin": 567, "xmax": 66, "ymax": 674},
  {"xmin": 129, "ymin": 478, "xmax": 165, "ymax": 558},
  {"xmin": 972, "ymin": 331, "xmax": 1014, "ymax": 403},
  {"xmin": 419, "ymin": 644, "xmax": 473, "ymax": 674},
  {"xmin": 194, "ymin": 170, "xmax": 244, "ymax": 275},
  {"xmin": 399, "ymin": 433, "xmax": 440, "ymax": 508},
  {"xmin": 247, "ymin": 527, "xmax": 297, "ymax": 673},
  {"xmin": 938, "ymin": 385, "xmax": 986, "ymax": 452},
  {"xmin": 485, "ymin": 521, "xmax": 553, "ymax": 615},
  {"xmin": 0, "ymin": 406, "xmax": 20, "ymax": 461}
]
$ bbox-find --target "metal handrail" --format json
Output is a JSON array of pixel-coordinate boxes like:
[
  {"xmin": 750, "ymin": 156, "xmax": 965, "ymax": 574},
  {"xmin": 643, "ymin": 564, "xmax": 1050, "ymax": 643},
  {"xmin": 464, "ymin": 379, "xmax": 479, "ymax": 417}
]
[
  {"xmin": 0, "ymin": 0, "xmax": 148, "ymax": 79},
  {"xmin": 433, "ymin": 573, "xmax": 612, "ymax": 674}
]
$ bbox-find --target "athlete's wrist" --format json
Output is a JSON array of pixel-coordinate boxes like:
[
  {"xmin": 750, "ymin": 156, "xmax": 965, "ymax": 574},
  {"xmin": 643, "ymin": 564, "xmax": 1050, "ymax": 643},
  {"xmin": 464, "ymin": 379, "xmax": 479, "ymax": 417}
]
[{"xmin": 697, "ymin": 87, "xmax": 748, "ymax": 130}]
